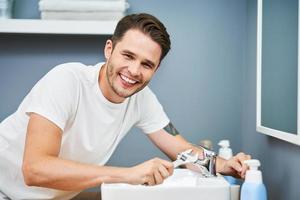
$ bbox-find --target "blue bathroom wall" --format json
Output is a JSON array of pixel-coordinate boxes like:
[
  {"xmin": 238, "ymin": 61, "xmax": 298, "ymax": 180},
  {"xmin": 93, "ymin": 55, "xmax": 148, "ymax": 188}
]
[
  {"xmin": 0, "ymin": 0, "xmax": 245, "ymax": 175},
  {"xmin": 242, "ymin": 1, "xmax": 300, "ymax": 199},
  {"xmin": 2, "ymin": 1, "xmax": 299, "ymax": 199}
]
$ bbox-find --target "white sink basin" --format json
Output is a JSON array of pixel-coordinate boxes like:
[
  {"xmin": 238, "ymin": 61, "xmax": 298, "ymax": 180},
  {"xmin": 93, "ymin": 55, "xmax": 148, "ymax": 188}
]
[{"xmin": 101, "ymin": 169, "xmax": 230, "ymax": 200}]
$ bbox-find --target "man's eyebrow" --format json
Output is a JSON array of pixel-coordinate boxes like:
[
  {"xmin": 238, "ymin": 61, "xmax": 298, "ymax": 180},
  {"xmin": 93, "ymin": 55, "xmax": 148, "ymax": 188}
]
[{"xmin": 122, "ymin": 50, "xmax": 136, "ymax": 57}]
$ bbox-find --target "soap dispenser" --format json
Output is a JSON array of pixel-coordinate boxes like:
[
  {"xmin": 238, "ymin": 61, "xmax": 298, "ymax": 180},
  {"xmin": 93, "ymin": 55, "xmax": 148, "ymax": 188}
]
[
  {"xmin": 218, "ymin": 140, "xmax": 237, "ymax": 185},
  {"xmin": 241, "ymin": 159, "xmax": 267, "ymax": 200}
]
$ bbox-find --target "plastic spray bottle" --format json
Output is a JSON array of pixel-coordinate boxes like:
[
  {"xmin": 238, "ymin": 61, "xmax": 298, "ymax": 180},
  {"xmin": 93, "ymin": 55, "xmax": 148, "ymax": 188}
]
[
  {"xmin": 241, "ymin": 159, "xmax": 267, "ymax": 200},
  {"xmin": 218, "ymin": 140, "xmax": 237, "ymax": 185}
]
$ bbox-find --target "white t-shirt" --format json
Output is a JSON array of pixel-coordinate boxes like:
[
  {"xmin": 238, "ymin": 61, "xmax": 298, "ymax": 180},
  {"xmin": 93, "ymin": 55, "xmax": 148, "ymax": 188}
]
[{"xmin": 0, "ymin": 62, "xmax": 169, "ymax": 200}]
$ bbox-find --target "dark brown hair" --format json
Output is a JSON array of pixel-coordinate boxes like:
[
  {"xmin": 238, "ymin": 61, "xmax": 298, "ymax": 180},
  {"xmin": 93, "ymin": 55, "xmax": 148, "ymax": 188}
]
[{"xmin": 111, "ymin": 13, "xmax": 171, "ymax": 61}]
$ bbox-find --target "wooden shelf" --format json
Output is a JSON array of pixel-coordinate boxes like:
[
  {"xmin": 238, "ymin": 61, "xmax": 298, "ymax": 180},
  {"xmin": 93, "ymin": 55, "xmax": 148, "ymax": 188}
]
[{"xmin": 0, "ymin": 19, "xmax": 118, "ymax": 35}]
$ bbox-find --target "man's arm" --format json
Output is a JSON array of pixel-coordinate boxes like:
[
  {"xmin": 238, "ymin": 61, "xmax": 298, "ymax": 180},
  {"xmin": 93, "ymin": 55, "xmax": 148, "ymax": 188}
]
[
  {"xmin": 22, "ymin": 113, "xmax": 173, "ymax": 190},
  {"xmin": 148, "ymin": 122, "xmax": 250, "ymax": 178},
  {"xmin": 147, "ymin": 122, "xmax": 195, "ymax": 160}
]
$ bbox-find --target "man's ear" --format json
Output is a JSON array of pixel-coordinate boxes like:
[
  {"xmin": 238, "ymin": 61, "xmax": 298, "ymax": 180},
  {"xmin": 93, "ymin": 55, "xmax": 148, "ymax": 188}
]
[{"xmin": 104, "ymin": 40, "xmax": 113, "ymax": 60}]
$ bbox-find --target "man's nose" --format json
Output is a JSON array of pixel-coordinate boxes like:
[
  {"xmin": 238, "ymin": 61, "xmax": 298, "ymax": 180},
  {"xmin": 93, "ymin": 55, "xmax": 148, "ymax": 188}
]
[{"xmin": 128, "ymin": 62, "xmax": 141, "ymax": 76}]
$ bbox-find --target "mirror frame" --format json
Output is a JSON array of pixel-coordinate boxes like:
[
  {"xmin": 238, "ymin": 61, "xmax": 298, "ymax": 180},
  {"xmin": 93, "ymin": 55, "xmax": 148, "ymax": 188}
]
[{"xmin": 256, "ymin": 0, "xmax": 300, "ymax": 145}]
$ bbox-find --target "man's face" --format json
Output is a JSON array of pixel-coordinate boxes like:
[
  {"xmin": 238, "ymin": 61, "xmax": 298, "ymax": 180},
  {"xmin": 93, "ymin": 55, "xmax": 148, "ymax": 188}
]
[{"xmin": 102, "ymin": 29, "xmax": 162, "ymax": 103}]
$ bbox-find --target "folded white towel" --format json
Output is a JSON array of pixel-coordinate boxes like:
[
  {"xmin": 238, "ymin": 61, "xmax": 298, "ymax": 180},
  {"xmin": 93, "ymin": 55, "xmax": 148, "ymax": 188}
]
[
  {"xmin": 42, "ymin": 0, "xmax": 123, "ymax": 1},
  {"xmin": 39, "ymin": 0, "xmax": 129, "ymax": 12},
  {"xmin": 41, "ymin": 11, "xmax": 124, "ymax": 20}
]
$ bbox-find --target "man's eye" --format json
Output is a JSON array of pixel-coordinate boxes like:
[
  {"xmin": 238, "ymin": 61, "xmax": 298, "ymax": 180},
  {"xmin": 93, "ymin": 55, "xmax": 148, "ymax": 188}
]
[
  {"xmin": 143, "ymin": 64, "xmax": 152, "ymax": 69},
  {"xmin": 124, "ymin": 54, "xmax": 133, "ymax": 59}
]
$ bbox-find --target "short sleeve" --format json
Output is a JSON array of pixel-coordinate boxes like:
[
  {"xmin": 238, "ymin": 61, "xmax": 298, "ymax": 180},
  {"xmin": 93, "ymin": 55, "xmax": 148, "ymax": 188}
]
[
  {"xmin": 25, "ymin": 64, "xmax": 79, "ymax": 131},
  {"xmin": 135, "ymin": 87, "xmax": 170, "ymax": 134}
]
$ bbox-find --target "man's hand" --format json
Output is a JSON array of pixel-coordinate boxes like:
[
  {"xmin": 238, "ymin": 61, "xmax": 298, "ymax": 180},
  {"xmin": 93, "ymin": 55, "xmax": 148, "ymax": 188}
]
[
  {"xmin": 147, "ymin": 129, "xmax": 252, "ymax": 179},
  {"xmin": 217, "ymin": 152, "xmax": 251, "ymax": 179},
  {"xmin": 125, "ymin": 158, "xmax": 174, "ymax": 186}
]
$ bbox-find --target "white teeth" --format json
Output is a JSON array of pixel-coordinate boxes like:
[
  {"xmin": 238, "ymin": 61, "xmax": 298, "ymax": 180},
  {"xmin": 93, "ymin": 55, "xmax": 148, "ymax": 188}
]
[{"xmin": 120, "ymin": 74, "xmax": 137, "ymax": 84}]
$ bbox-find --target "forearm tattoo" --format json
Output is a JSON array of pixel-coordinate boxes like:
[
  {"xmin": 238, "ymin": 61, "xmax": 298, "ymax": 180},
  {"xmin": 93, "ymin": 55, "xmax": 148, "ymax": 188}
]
[{"xmin": 163, "ymin": 122, "xmax": 180, "ymax": 136}]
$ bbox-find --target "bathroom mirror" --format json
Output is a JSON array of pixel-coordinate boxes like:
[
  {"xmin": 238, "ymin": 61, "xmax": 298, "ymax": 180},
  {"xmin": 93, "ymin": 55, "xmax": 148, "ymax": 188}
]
[{"xmin": 257, "ymin": 0, "xmax": 300, "ymax": 145}]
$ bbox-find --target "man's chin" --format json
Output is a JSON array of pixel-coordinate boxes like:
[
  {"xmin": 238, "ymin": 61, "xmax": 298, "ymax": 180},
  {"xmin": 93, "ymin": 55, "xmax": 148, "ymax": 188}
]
[
  {"xmin": 113, "ymin": 83, "xmax": 146, "ymax": 98},
  {"xmin": 114, "ymin": 88, "xmax": 138, "ymax": 99},
  {"xmin": 118, "ymin": 91, "xmax": 137, "ymax": 98}
]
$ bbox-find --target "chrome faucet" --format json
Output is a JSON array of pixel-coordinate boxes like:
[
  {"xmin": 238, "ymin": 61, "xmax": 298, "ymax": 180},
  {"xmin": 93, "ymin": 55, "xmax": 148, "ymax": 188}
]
[
  {"xmin": 173, "ymin": 146, "xmax": 217, "ymax": 177},
  {"xmin": 193, "ymin": 145, "xmax": 217, "ymax": 177}
]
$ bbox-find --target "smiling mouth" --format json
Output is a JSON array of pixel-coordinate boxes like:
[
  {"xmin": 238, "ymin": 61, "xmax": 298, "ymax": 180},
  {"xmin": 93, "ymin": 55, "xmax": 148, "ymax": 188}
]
[{"xmin": 120, "ymin": 74, "xmax": 139, "ymax": 85}]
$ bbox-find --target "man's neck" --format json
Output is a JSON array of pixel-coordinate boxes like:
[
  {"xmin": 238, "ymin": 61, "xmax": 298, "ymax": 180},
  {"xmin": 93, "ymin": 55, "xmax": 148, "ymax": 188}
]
[{"xmin": 98, "ymin": 64, "xmax": 125, "ymax": 104}]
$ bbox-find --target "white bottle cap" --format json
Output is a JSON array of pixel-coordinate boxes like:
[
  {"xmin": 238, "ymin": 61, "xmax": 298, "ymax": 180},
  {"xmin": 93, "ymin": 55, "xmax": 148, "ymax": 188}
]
[
  {"xmin": 244, "ymin": 159, "xmax": 263, "ymax": 183},
  {"xmin": 244, "ymin": 159, "xmax": 260, "ymax": 170},
  {"xmin": 218, "ymin": 140, "xmax": 233, "ymax": 160},
  {"xmin": 218, "ymin": 140, "xmax": 230, "ymax": 148}
]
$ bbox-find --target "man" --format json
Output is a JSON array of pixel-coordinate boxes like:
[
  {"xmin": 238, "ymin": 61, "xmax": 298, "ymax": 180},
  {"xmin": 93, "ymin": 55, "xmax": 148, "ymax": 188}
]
[{"xmin": 0, "ymin": 13, "xmax": 250, "ymax": 199}]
